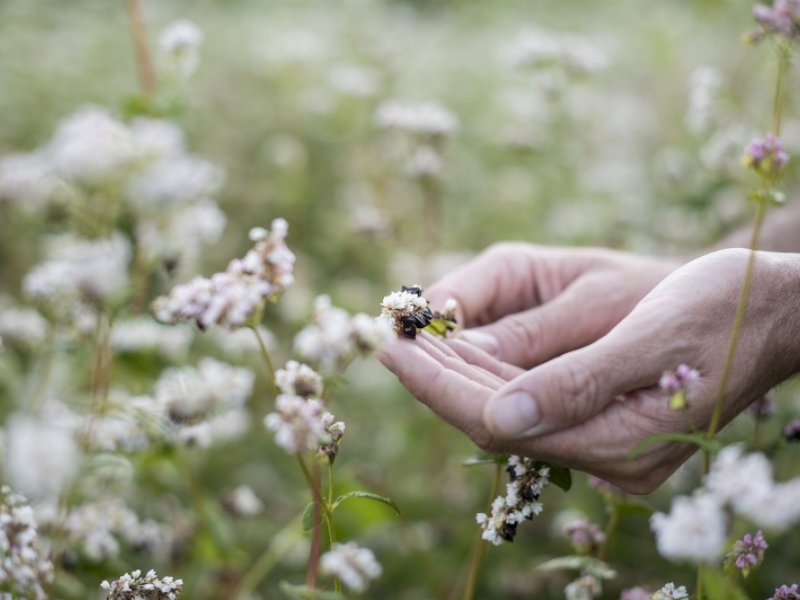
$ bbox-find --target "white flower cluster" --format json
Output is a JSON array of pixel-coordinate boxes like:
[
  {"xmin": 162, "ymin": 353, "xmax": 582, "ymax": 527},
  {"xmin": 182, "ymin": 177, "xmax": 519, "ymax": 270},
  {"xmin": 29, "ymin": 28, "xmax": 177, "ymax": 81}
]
[
  {"xmin": 476, "ymin": 456, "xmax": 550, "ymax": 545},
  {"xmin": 320, "ymin": 542, "xmax": 382, "ymax": 594},
  {"xmin": 379, "ymin": 286, "xmax": 434, "ymax": 339},
  {"xmin": 101, "ymin": 568, "xmax": 183, "ymax": 600},
  {"xmin": 153, "ymin": 219, "xmax": 295, "ymax": 330},
  {"xmin": 24, "ymin": 233, "xmax": 132, "ymax": 309},
  {"xmin": 295, "ymin": 295, "xmax": 394, "ymax": 373},
  {"xmin": 264, "ymin": 394, "xmax": 344, "ymax": 456},
  {"xmin": 110, "ymin": 317, "xmax": 194, "ymax": 360},
  {"xmin": 652, "ymin": 583, "xmax": 689, "ymax": 600},
  {"xmin": 276, "ymin": 360, "xmax": 324, "ymax": 398},
  {"xmin": 651, "ymin": 444, "xmax": 800, "ymax": 566},
  {"xmin": 564, "ymin": 574, "xmax": 602, "ymax": 600},
  {"xmin": 60, "ymin": 498, "xmax": 171, "ymax": 562},
  {"xmin": 504, "ymin": 28, "xmax": 609, "ymax": 75},
  {"xmin": 0, "ymin": 301, "xmax": 48, "ymax": 347},
  {"xmin": 0, "ymin": 106, "xmax": 226, "ymax": 279},
  {"xmin": 0, "ymin": 486, "xmax": 54, "ymax": 600},
  {"xmin": 375, "ymin": 100, "xmax": 458, "ymax": 138},
  {"xmin": 222, "ymin": 485, "xmax": 264, "ymax": 517},
  {"xmin": 158, "ymin": 20, "xmax": 204, "ymax": 80}
]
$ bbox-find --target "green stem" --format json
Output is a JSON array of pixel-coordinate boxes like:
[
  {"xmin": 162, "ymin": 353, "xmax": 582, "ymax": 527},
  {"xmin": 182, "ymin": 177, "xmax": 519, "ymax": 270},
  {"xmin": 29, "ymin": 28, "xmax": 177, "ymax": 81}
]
[
  {"xmin": 696, "ymin": 564, "xmax": 704, "ymax": 600},
  {"xmin": 771, "ymin": 41, "xmax": 791, "ymax": 136},
  {"xmin": 251, "ymin": 326, "xmax": 278, "ymax": 392},
  {"xmin": 597, "ymin": 508, "xmax": 620, "ymax": 562},
  {"xmin": 706, "ymin": 199, "xmax": 767, "ymax": 443},
  {"xmin": 462, "ymin": 462, "xmax": 503, "ymax": 600}
]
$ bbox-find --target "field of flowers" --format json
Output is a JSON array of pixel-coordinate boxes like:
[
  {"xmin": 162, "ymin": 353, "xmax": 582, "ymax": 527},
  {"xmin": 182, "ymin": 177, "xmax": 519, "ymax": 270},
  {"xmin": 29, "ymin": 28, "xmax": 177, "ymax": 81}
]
[{"xmin": 1, "ymin": 0, "xmax": 800, "ymax": 598}]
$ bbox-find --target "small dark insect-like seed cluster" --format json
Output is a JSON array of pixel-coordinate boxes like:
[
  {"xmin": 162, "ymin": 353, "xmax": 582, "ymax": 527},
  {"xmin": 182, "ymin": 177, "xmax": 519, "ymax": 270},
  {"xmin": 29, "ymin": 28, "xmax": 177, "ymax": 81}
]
[{"xmin": 399, "ymin": 285, "xmax": 433, "ymax": 339}]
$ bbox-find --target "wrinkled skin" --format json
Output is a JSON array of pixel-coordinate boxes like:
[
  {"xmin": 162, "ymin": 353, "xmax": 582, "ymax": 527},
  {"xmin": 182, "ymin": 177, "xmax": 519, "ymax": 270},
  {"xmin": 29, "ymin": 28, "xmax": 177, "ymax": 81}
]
[{"xmin": 381, "ymin": 247, "xmax": 800, "ymax": 494}]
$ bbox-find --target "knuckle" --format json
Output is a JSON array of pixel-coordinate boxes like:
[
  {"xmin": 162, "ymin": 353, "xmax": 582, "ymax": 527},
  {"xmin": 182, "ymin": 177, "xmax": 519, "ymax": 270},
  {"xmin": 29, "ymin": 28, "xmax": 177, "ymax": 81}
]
[{"xmin": 555, "ymin": 360, "xmax": 599, "ymax": 423}]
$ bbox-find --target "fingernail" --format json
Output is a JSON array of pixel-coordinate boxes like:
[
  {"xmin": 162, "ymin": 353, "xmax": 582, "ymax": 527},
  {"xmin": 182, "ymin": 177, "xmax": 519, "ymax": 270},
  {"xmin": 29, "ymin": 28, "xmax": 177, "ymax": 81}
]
[
  {"xmin": 458, "ymin": 330, "xmax": 499, "ymax": 356},
  {"xmin": 486, "ymin": 392, "xmax": 540, "ymax": 438}
]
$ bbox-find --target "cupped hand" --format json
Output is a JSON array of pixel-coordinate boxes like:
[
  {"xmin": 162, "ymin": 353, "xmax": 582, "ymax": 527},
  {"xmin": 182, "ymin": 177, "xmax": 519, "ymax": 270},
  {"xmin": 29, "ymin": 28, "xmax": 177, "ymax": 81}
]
[
  {"xmin": 424, "ymin": 243, "xmax": 679, "ymax": 369},
  {"xmin": 382, "ymin": 249, "xmax": 800, "ymax": 494}
]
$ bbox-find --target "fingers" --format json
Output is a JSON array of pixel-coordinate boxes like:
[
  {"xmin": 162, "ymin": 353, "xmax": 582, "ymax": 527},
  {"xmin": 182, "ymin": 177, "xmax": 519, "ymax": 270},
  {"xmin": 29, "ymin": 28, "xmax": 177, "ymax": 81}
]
[
  {"xmin": 444, "ymin": 338, "xmax": 525, "ymax": 380},
  {"xmin": 379, "ymin": 338, "xmax": 493, "ymax": 439},
  {"xmin": 483, "ymin": 331, "xmax": 665, "ymax": 440}
]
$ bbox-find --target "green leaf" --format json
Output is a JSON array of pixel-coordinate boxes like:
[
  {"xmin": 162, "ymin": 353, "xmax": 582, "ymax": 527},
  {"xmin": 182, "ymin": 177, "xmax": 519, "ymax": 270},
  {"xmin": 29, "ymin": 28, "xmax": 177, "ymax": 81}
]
[
  {"xmin": 280, "ymin": 582, "xmax": 346, "ymax": 600},
  {"xmin": 612, "ymin": 498, "xmax": 655, "ymax": 516},
  {"xmin": 424, "ymin": 318, "xmax": 457, "ymax": 338},
  {"xmin": 700, "ymin": 567, "xmax": 749, "ymax": 600},
  {"xmin": 463, "ymin": 452, "xmax": 508, "ymax": 467},
  {"xmin": 627, "ymin": 432, "xmax": 721, "ymax": 460},
  {"xmin": 535, "ymin": 556, "xmax": 617, "ymax": 580},
  {"xmin": 301, "ymin": 502, "xmax": 316, "ymax": 532},
  {"xmin": 544, "ymin": 463, "xmax": 572, "ymax": 492},
  {"xmin": 332, "ymin": 491, "xmax": 400, "ymax": 516}
]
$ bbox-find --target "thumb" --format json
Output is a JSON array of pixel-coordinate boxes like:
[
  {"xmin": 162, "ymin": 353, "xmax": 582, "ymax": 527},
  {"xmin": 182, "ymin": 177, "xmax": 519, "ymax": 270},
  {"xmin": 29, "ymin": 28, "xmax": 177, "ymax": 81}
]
[{"xmin": 483, "ymin": 335, "xmax": 660, "ymax": 439}]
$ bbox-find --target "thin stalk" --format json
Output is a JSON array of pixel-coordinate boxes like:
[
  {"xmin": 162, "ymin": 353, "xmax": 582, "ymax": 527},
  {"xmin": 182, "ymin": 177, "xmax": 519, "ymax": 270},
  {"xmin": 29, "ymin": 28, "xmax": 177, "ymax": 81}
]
[
  {"xmin": 462, "ymin": 462, "xmax": 503, "ymax": 600},
  {"xmin": 305, "ymin": 464, "xmax": 323, "ymax": 589},
  {"xmin": 124, "ymin": 0, "xmax": 156, "ymax": 98},
  {"xmin": 706, "ymin": 199, "xmax": 767, "ymax": 442},
  {"xmin": 771, "ymin": 42, "xmax": 791, "ymax": 136},
  {"xmin": 597, "ymin": 508, "xmax": 620, "ymax": 562},
  {"xmin": 696, "ymin": 564, "xmax": 704, "ymax": 600},
  {"xmin": 251, "ymin": 326, "xmax": 278, "ymax": 392}
]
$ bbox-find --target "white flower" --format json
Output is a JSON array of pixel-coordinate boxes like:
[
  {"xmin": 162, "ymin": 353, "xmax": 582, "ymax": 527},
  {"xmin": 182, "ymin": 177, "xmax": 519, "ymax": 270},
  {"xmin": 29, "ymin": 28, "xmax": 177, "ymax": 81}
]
[
  {"xmin": 328, "ymin": 63, "xmax": 380, "ymax": 98},
  {"xmin": 376, "ymin": 100, "xmax": 458, "ymax": 137},
  {"xmin": 275, "ymin": 360, "xmax": 323, "ymax": 398},
  {"xmin": 264, "ymin": 394, "xmax": 330, "ymax": 454},
  {"xmin": 0, "ymin": 152, "xmax": 62, "ymax": 208},
  {"xmin": 320, "ymin": 542, "xmax": 382, "ymax": 594},
  {"xmin": 704, "ymin": 445, "xmax": 773, "ymax": 512},
  {"xmin": 159, "ymin": 19, "xmax": 204, "ymax": 79},
  {"xmin": 564, "ymin": 574, "xmax": 602, "ymax": 600},
  {"xmin": 127, "ymin": 155, "xmax": 224, "ymax": 212},
  {"xmin": 504, "ymin": 28, "xmax": 609, "ymax": 75},
  {"xmin": 405, "ymin": 145, "xmax": 444, "ymax": 178},
  {"xmin": 129, "ymin": 117, "xmax": 186, "ymax": 160},
  {"xmin": 110, "ymin": 317, "xmax": 194, "ymax": 360},
  {"xmin": 223, "ymin": 485, "xmax": 264, "ymax": 517},
  {"xmin": 0, "ymin": 303, "xmax": 48, "ymax": 346},
  {"xmin": 5, "ymin": 413, "xmax": 81, "ymax": 501},
  {"xmin": 650, "ymin": 492, "xmax": 726, "ymax": 564},
  {"xmin": 101, "ymin": 568, "xmax": 183, "ymax": 599},
  {"xmin": 24, "ymin": 233, "xmax": 131, "ymax": 307},
  {"xmin": 652, "ymin": 583, "xmax": 689, "ymax": 600},
  {"xmin": 46, "ymin": 106, "xmax": 137, "ymax": 184}
]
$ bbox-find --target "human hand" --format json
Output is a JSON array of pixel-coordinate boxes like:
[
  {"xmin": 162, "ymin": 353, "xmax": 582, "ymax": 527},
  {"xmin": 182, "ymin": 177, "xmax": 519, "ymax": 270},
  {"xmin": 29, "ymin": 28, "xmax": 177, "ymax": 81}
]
[
  {"xmin": 381, "ymin": 249, "xmax": 800, "ymax": 493},
  {"xmin": 424, "ymin": 243, "xmax": 679, "ymax": 369}
]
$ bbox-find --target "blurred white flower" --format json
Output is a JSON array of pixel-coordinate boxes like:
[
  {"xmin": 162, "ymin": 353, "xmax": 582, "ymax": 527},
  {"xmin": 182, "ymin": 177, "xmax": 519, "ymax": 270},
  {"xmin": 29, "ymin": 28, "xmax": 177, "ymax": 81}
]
[
  {"xmin": 46, "ymin": 106, "xmax": 137, "ymax": 184},
  {"xmin": 276, "ymin": 360, "xmax": 323, "ymax": 398},
  {"xmin": 376, "ymin": 100, "xmax": 458, "ymax": 137},
  {"xmin": 0, "ymin": 152, "xmax": 62, "ymax": 208},
  {"xmin": 685, "ymin": 65, "xmax": 722, "ymax": 134},
  {"xmin": 24, "ymin": 232, "xmax": 131, "ymax": 307},
  {"xmin": 328, "ymin": 63, "xmax": 380, "ymax": 98},
  {"xmin": 110, "ymin": 317, "xmax": 194, "ymax": 360},
  {"xmin": 650, "ymin": 492, "xmax": 726, "ymax": 564},
  {"xmin": 405, "ymin": 145, "xmax": 443, "ymax": 178},
  {"xmin": 101, "ymin": 568, "xmax": 182, "ymax": 599},
  {"xmin": 5, "ymin": 413, "xmax": 81, "ymax": 500},
  {"xmin": 264, "ymin": 394, "xmax": 331, "ymax": 454},
  {"xmin": 652, "ymin": 583, "xmax": 689, "ymax": 600},
  {"xmin": 504, "ymin": 28, "xmax": 609, "ymax": 75},
  {"xmin": 159, "ymin": 19, "xmax": 204, "ymax": 79},
  {"xmin": 127, "ymin": 155, "xmax": 224, "ymax": 212},
  {"xmin": 565, "ymin": 574, "xmax": 602, "ymax": 600},
  {"xmin": 129, "ymin": 117, "xmax": 186, "ymax": 160},
  {"xmin": 0, "ymin": 303, "xmax": 48, "ymax": 347},
  {"xmin": 320, "ymin": 542, "xmax": 382, "ymax": 594},
  {"xmin": 222, "ymin": 485, "xmax": 264, "ymax": 517}
]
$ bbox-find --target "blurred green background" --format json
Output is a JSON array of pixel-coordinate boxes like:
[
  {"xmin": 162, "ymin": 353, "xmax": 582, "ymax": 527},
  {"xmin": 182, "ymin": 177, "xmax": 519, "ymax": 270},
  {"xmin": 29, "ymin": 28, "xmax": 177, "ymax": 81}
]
[{"xmin": 1, "ymin": 0, "xmax": 799, "ymax": 598}]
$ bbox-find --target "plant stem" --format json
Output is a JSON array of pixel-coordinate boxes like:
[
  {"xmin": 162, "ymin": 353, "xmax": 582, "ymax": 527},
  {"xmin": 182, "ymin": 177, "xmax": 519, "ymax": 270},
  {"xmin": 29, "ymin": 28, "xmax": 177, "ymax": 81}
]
[
  {"xmin": 296, "ymin": 454, "xmax": 339, "ymax": 591},
  {"xmin": 462, "ymin": 462, "xmax": 503, "ymax": 600},
  {"xmin": 771, "ymin": 41, "xmax": 791, "ymax": 136},
  {"xmin": 124, "ymin": 0, "xmax": 156, "ymax": 98},
  {"xmin": 597, "ymin": 508, "xmax": 620, "ymax": 562},
  {"xmin": 696, "ymin": 564, "xmax": 704, "ymax": 600},
  {"xmin": 251, "ymin": 326, "xmax": 278, "ymax": 393}
]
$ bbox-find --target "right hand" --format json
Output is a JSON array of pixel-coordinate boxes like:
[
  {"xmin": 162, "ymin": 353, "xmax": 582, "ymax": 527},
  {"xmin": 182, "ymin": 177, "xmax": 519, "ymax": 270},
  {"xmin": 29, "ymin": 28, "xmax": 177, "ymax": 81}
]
[{"xmin": 425, "ymin": 243, "xmax": 680, "ymax": 369}]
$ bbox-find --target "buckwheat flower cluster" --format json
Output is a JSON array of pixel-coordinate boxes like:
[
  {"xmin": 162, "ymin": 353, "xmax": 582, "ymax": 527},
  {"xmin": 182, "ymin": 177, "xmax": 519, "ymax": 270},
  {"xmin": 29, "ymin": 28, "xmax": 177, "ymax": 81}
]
[
  {"xmin": 153, "ymin": 219, "xmax": 295, "ymax": 330},
  {"xmin": 726, "ymin": 530, "xmax": 767, "ymax": 575},
  {"xmin": 652, "ymin": 583, "xmax": 689, "ymax": 600},
  {"xmin": 320, "ymin": 542, "xmax": 382, "ymax": 594},
  {"xmin": 380, "ymin": 285, "xmax": 434, "ymax": 340},
  {"xmin": 771, "ymin": 583, "xmax": 800, "ymax": 599},
  {"xmin": 158, "ymin": 19, "xmax": 204, "ymax": 80},
  {"xmin": 619, "ymin": 586, "xmax": 652, "ymax": 600},
  {"xmin": 752, "ymin": 0, "xmax": 800, "ymax": 40},
  {"xmin": 650, "ymin": 492, "xmax": 726, "ymax": 564},
  {"xmin": 564, "ymin": 517, "xmax": 606, "ymax": 554},
  {"xmin": 101, "ymin": 569, "xmax": 183, "ymax": 600},
  {"xmin": 705, "ymin": 444, "xmax": 800, "ymax": 530},
  {"xmin": 504, "ymin": 28, "xmax": 609, "ymax": 75},
  {"xmin": 476, "ymin": 456, "xmax": 550, "ymax": 545},
  {"xmin": 0, "ymin": 486, "xmax": 54, "ymax": 599},
  {"xmin": 275, "ymin": 360, "xmax": 323, "ymax": 398},
  {"xmin": 375, "ymin": 100, "xmax": 458, "ymax": 138},
  {"xmin": 564, "ymin": 574, "xmax": 602, "ymax": 600},
  {"xmin": 295, "ymin": 295, "xmax": 394, "ymax": 372},
  {"xmin": 264, "ymin": 394, "xmax": 344, "ymax": 456},
  {"xmin": 742, "ymin": 133, "xmax": 789, "ymax": 176}
]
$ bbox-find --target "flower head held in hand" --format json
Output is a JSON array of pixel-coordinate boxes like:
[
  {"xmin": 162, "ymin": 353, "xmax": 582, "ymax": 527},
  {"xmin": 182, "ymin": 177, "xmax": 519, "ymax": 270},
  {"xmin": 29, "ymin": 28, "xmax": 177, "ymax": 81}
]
[
  {"xmin": 380, "ymin": 285, "xmax": 457, "ymax": 339},
  {"xmin": 476, "ymin": 456, "xmax": 550, "ymax": 545},
  {"xmin": 101, "ymin": 569, "xmax": 183, "ymax": 599},
  {"xmin": 659, "ymin": 364, "xmax": 700, "ymax": 410}
]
